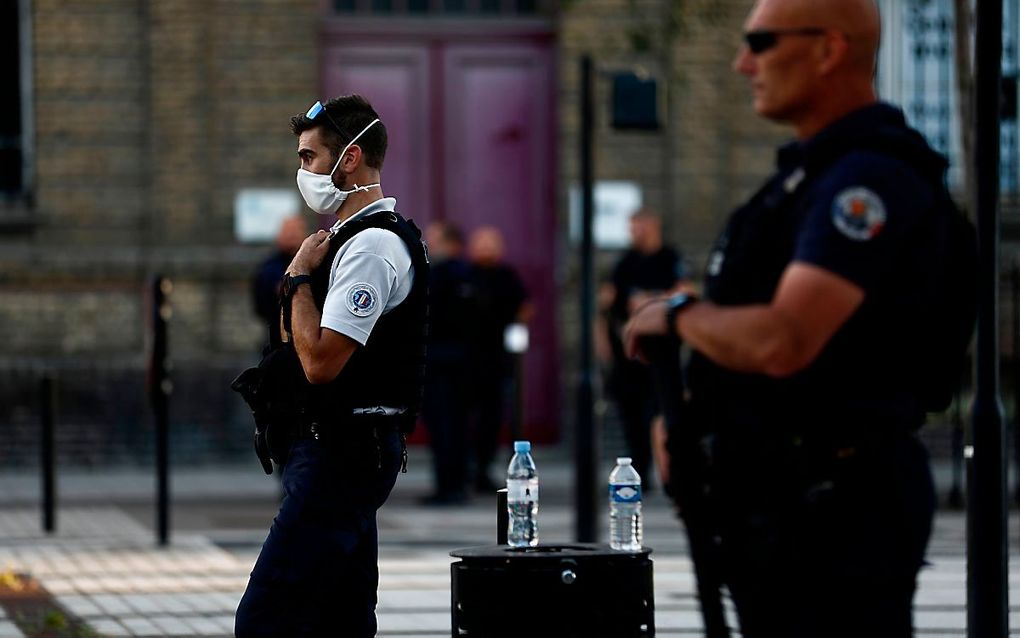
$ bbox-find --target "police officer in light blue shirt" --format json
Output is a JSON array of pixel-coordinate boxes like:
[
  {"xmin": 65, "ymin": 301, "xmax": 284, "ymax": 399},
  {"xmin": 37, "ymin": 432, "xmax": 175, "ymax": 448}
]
[
  {"xmin": 235, "ymin": 95, "xmax": 429, "ymax": 637},
  {"xmin": 625, "ymin": 1, "xmax": 974, "ymax": 636}
]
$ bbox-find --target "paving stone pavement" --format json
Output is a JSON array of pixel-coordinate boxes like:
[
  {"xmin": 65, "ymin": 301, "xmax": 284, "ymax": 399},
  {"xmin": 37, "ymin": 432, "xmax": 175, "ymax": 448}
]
[{"xmin": 0, "ymin": 454, "xmax": 1016, "ymax": 637}]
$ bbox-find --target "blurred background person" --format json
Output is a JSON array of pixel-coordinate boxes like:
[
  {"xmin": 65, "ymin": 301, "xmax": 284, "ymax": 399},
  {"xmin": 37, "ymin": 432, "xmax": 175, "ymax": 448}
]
[
  {"xmin": 467, "ymin": 226, "xmax": 532, "ymax": 493},
  {"xmin": 420, "ymin": 221, "xmax": 476, "ymax": 505},
  {"xmin": 252, "ymin": 216, "xmax": 307, "ymax": 347},
  {"xmin": 601, "ymin": 208, "xmax": 687, "ymax": 486}
]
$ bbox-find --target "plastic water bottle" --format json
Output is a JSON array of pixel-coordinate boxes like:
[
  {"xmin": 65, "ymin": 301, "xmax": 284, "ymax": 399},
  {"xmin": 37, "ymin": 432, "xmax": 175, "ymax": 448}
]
[
  {"xmin": 506, "ymin": 440, "xmax": 539, "ymax": 547},
  {"xmin": 609, "ymin": 457, "xmax": 642, "ymax": 551}
]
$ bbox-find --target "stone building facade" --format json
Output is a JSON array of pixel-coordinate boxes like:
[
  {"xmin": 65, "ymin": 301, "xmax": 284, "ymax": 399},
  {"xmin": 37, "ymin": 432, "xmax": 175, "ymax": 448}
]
[{"xmin": 1, "ymin": 0, "xmax": 986, "ymax": 466}]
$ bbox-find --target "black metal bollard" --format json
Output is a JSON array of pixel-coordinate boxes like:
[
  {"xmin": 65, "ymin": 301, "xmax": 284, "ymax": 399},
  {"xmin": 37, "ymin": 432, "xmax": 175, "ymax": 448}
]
[
  {"xmin": 950, "ymin": 390, "xmax": 965, "ymax": 509},
  {"xmin": 149, "ymin": 275, "xmax": 173, "ymax": 546},
  {"xmin": 1013, "ymin": 260, "xmax": 1020, "ymax": 505},
  {"xmin": 40, "ymin": 375, "xmax": 56, "ymax": 533}
]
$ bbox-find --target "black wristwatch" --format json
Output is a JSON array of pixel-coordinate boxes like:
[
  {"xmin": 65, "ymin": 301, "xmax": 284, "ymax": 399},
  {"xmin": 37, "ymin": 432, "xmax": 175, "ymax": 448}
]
[
  {"xmin": 664, "ymin": 292, "xmax": 698, "ymax": 339},
  {"xmin": 280, "ymin": 274, "xmax": 312, "ymax": 335},
  {"xmin": 281, "ymin": 273, "xmax": 312, "ymax": 303}
]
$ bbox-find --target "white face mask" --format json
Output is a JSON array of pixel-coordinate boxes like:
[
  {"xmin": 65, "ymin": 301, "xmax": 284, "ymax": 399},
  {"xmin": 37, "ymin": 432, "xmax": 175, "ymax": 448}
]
[{"xmin": 296, "ymin": 118, "xmax": 380, "ymax": 216}]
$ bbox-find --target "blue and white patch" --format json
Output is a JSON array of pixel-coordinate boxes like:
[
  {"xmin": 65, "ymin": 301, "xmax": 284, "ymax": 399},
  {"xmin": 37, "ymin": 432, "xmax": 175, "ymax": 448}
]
[
  {"xmin": 831, "ymin": 187, "xmax": 886, "ymax": 241},
  {"xmin": 346, "ymin": 283, "xmax": 379, "ymax": 317}
]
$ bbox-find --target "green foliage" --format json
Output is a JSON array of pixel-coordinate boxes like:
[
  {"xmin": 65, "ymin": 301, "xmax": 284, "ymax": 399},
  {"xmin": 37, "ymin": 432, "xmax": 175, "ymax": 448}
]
[
  {"xmin": 12, "ymin": 608, "xmax": 99, "ymax": 637},
  {"xmin": 42, "ymin": 610, "xmax": 68, "ymax": 631}
]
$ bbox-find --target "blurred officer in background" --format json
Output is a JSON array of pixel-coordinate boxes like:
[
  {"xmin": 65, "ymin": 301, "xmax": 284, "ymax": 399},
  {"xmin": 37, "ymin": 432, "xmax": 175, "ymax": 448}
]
[
  {"xmin": 421, "ymin": 220, "xmax": 475, "ymax": 505},
  {"xmin": 625, "ymin": 0, "xmax": 975, "ymax": 636},
  {"xmin": 602, "ymin": 208, "xmax": 687, "ymax": 486},
  {"xmin": 252, "ymin": 216, "xmax": 306, "ymax": 346},
  {"xmin": 466, "ymin": 226, "xmax": 532, "ymax": 492}
]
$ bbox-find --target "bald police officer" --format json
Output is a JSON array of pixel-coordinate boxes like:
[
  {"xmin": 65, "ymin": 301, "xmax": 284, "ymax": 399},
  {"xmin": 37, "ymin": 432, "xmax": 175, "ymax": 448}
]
[
  {"xmin": 234, "ymin": 95, "xmax": 428, "ymax": 636},
  {"xmin": 625, "ymin": 1, "xmax": 973, "ymax": 636}
]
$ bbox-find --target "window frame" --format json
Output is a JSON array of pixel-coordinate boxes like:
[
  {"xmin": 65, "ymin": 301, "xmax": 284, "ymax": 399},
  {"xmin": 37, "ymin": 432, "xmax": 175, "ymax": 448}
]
[
  {"xmin": 875, "ymin": 0, "xmax": 1020, "ymax": 199},
  {"xmin": 323, "ymin": 0, "xmax": 552, "ymax": 18}
]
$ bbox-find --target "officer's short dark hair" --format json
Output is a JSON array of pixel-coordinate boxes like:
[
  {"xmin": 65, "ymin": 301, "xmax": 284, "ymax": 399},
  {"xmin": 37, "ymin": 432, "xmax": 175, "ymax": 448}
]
[{"xmin": 290, "ymin": 95, "xmax": 388, "ymax": 170}]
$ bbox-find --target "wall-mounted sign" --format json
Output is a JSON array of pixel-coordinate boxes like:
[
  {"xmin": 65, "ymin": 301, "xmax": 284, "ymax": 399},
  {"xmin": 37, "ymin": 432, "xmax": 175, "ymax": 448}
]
[
  {"xmin": 234, "ymin": 188, "xmax": 302, "ymax": 243},
  {"xmin": 568, "ymin": 181, "xmax": 643, "ymax": 249}
]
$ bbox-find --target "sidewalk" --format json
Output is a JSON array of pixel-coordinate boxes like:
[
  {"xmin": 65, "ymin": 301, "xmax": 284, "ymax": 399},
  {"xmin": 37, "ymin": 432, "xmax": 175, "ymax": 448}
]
[{"xmin": 0, "ymin": 447, "xmax": 1016, "ymax": 637}]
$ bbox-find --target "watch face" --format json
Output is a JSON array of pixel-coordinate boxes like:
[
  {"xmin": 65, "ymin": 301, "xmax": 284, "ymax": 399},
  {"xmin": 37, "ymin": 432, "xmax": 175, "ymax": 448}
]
[{"xmin": 668, "ymin": 293, "xmax": 690, "ymax": 310}]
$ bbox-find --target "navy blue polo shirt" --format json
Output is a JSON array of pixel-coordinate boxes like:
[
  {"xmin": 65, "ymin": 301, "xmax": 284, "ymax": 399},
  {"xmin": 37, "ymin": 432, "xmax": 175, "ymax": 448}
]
[{"xmin": 689, "ymin": 104, "xmax": 954, "ymax": 446}]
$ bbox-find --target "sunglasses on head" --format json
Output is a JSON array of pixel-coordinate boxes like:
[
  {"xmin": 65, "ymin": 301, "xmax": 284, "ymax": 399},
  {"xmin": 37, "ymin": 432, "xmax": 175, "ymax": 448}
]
[
  {"xmin": 305, "ymin": 100, "xmax": 345, "ymax": 135},
  {"xmin": 743, "ymin": 27, "xmax": 828, "ymax": 54}
]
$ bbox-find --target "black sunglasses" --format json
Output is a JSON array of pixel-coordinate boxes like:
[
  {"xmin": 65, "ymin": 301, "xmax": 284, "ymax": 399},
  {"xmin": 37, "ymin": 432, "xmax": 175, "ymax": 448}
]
[{"xmin": 743, "ymin": 28, "xmax": 828, "ymax": 54}]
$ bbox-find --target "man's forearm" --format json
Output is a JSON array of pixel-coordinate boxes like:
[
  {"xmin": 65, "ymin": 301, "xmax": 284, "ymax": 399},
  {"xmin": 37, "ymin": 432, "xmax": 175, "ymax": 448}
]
[
  {"xmin": 290, "ymin": 286, "xmax": 322, "ymax": 363},
  {"xmin": 288, "ymin": 285, "xmax": 359, "ymax": 384},
  {"xmin": 676, "ymin": 301, "xmax": 802, "ymax": 376}
]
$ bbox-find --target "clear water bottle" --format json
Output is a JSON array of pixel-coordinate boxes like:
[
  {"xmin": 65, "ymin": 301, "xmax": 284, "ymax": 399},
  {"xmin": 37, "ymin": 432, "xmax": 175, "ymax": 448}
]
[
  {"xmin": 609, "ymin": 457, "xmax": 642, "ymax": 551},
  {"xmin": 506, "ymin": 440, "xmax": 539, "ymax": 547}
]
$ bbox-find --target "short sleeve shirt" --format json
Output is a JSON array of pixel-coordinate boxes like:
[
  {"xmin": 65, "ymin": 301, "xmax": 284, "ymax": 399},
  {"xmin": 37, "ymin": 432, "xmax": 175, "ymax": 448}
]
[
  {"xmin": 320, "ymin": 198, "xmax": 414, "ymax": 345},
  {"xmin": 792, "ymin": 152, "xmax": 931, "ymax": 292}
]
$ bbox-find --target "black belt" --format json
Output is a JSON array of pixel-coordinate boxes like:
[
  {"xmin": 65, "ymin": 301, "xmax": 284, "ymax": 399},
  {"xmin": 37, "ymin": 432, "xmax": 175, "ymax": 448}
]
[
  {"xmin": 293, "ymin": 420, "xmax": 408, "ymax": 473},
  {"xmin": 294, "ymin": 419, "xmax": 398, "ymax": 438}
]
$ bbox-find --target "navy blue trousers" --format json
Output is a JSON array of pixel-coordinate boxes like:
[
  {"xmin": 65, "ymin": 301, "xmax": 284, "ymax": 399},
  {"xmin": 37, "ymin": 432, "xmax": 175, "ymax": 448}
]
[
  {"xmin": 718, "ymin": 433, "xmax": 935, "ymax": 638},
  {"xmin": 235, "ymin": 431, "xmax": 402, "ymax": 637}
]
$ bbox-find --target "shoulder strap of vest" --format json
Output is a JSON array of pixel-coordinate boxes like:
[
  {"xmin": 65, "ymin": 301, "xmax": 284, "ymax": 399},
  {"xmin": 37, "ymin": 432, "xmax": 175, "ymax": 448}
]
[
  {"xmin": 314, "ymin": 209, "xmax": 429, "ymax": 307},
  {"xmin": 279, "ymin": 210, "xmax": 430, "ymax": 343},
  {"xmin": 328, "ymin": 209, "xmax": 429, "ymax": 286}
]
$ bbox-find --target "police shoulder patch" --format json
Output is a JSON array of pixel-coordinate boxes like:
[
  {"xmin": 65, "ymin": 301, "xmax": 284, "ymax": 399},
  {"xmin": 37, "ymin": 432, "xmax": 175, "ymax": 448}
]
[
  {"xmin": 831, "ymin": 186, "xmax": 886, "ymax": 241},
  {"xmin": 346, "ymin": 282, "xmax": 380, "ymax": 317}
]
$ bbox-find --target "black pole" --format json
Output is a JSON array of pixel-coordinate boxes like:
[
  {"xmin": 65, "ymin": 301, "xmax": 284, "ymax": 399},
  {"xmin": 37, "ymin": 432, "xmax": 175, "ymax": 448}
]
[
  {"xmin": 497, "ymin": 488, "xmax": 508, "ymax": 545},
  {"xmin": 967, "ymin": 0, "xmax": 1007, "ymax": 635},
  {"xmin": 511, "ymin": 353, "xmax": 524, "ymax": 443},
  {"xmin": 1013, "ymin": 261, "xmax": 1020, "ymax": 505},
  {"xmin": 151, "ymin": 276, "xmax": 172, "ymax": 547},
  {"xmin": 576, "ymin": 55, "xmax": 598, "ymax": 543},
  {"xmin": 949, "ymin": 389, "xmax": 964, "ymax": 508},
  {"xmin": 40, "ymin": 375, "xmax": 56, "ymax": 534}
]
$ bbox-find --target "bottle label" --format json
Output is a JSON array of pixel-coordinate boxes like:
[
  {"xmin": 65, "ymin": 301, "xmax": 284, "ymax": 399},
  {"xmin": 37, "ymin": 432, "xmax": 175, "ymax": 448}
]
[
  {"xmin": 610, "ymin": 483, "xmax": 641, "ymax": 503},
  {"xmin": 507, "ymin": 479, "xmax": 538, "ymax": 503}
]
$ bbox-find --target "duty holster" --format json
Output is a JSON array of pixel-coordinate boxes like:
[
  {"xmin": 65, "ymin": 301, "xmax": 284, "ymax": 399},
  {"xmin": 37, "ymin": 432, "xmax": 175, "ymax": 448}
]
[
  {"xmin": 231, "ymin": 343, "xmax": 310, "ymax": 474},
  {"xmin": 231, "ymin": 367, "xmax": 274, "ymax": 475}
]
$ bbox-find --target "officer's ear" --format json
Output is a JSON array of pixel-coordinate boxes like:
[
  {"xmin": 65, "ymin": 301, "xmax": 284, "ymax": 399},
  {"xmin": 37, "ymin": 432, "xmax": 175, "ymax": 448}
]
[
  {"xmin": 817, "ymin": 30, "xmax": 850, "ymax": 75},
  {"xmin": 339, "ymin": 144, "xmax": 364, "ymax": 175}
]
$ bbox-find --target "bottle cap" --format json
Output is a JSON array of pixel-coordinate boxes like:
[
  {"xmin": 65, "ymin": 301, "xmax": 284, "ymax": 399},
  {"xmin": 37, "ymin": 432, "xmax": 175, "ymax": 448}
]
[
  {"xmin": 513, "ymin": 440, "xmax": 531, "ymax": 453},
  {"xmin": 616, "ymin": 457, "xmax": 632, "ymax": 465}
]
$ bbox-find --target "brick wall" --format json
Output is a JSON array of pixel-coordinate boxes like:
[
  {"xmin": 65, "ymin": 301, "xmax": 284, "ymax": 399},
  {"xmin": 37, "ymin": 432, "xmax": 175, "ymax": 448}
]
[{"xmin": 0, "ymin": 0, "xmax": 319, "ymax": 466}]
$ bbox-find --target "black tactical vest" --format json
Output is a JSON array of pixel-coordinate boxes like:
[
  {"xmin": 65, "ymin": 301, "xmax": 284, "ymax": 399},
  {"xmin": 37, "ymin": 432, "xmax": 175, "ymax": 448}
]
[{"xmin": 280, "ymin": 210, "xmax": 430, "ymax": 432}]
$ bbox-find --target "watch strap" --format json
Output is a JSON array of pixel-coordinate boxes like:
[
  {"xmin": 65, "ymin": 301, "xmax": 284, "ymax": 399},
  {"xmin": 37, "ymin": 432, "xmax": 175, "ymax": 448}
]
[
  {"xmin": 281, "ymin": 274, "xmax": 313, "ymax": 336},
  {"xmin": 664, "ymin": 292, "xmax": 697, "ymax": 339}
]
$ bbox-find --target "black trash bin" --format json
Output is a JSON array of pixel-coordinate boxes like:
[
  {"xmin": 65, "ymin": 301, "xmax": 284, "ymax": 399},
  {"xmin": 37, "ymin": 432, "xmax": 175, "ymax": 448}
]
[{"xmin": 450, "ymin": 544, "xmax": 654, "ymax": 637}]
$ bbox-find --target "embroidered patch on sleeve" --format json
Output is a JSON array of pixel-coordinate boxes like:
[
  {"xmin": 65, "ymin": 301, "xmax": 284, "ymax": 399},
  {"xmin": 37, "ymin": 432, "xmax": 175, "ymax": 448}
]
[
  {"xmin": 831, "ymin": 187, "xmax": 886, "ymax": 241},
  {"xmin": 346, "ymin": 283, "xmax": 380, "ymax": 317}
]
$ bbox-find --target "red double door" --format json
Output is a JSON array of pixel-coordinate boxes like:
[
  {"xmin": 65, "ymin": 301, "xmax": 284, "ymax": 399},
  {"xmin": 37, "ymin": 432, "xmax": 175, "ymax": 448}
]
[{"xmin": 322, "ymin": 32, "xmax": 559, "ymax": 442}]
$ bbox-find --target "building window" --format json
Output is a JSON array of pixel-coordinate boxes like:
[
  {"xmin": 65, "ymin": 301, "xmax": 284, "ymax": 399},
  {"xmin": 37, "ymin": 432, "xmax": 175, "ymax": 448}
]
[
  {"xmin": 332, "ymin": 0, "xmax": 550, "ymax": 16},
  {"xmin": 1, "ymin": 0, "xmax": 33, "ymax": 212},
  {"xmin": 876, "ymin": 0, "xmax": 1019, "ymax": 197}
]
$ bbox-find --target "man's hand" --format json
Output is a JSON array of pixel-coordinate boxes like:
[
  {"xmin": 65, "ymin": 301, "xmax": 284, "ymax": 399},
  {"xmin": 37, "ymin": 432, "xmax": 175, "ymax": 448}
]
[
  {"xmin": 622, "ymin": 297, "xmax": 670, "ymax": 363},
  {"xmin": 287, "ymin": 230, "xmax": 332, "ymax": 276}
]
